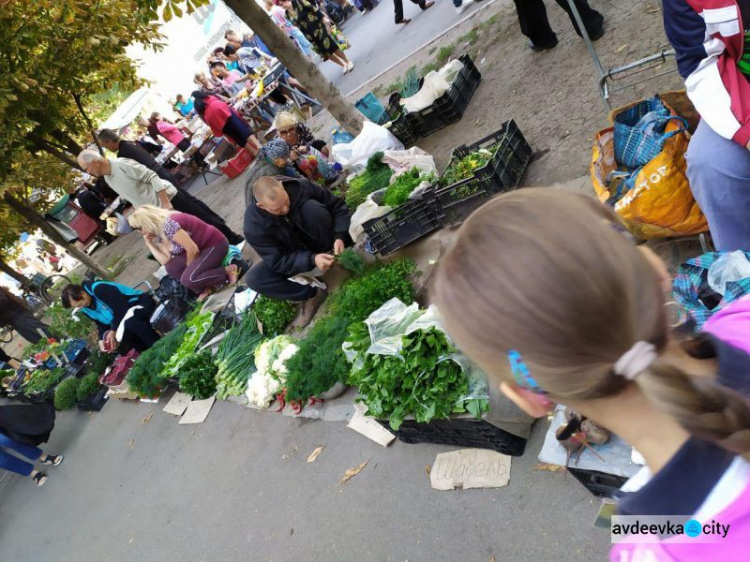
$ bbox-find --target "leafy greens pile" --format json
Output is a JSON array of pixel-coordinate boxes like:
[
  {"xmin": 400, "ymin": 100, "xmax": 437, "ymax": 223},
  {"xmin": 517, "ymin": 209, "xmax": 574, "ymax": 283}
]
[
  {"xmin": 438, "ymin": 148, "xmax": 493, "ymax": 187},
  {"xmin": 335, "ymin": 248, "xmax": 366, "ymax": 276},
  {"xmin": 283, "ymin": 260, "xmax": 416, "ymax": 402},
  {"xmin": 126, "ymin": 323, "xmax": 188, "ymax": 398},
  {"xmin": 179, "ymin": 350, "xmax": 218, "ymax": 399},
  {"xmin": 54, "ymin": 377, "xmax": 79, "ymax": 410},
  {"xmin": 254, "ymin": 296, "xmax": 297, "ymax": 336},
  {"xmin": 345, "ymin": 152, "xmax": 393, "ymax": 209},
  {"xmin": 346, "ymin": 322, "xmax": 488, "ymax": 430},
  {"xmin": 382, "ymin": 168, "xmax": 434, "ymax": 207},
  {"xmin": 161, "ymin": 310, "xmax": 214, "ymax": 378},
  {"xmin": 215, "ymin": 311, "xmax": 264, "ymax": 399},
  {"xmin": 23, "ymin": 366, "xmax": 67, "ymax": 396}
]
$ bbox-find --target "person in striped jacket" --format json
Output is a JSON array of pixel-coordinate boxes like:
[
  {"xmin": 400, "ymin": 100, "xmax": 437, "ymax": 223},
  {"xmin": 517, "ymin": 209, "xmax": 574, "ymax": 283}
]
[{"xmin": 663, "ymin": 0, "xmax": 750, "ymax": 251}]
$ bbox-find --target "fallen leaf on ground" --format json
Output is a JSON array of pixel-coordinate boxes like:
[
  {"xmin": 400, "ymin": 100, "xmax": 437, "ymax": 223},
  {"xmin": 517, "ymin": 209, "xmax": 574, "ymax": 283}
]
[
  {"xmin": 307, "ymin": 446, "xmax": 324, "ymax": 463},
  {"xmin": 425, "ymin": 465, "xmax": 432, "ymax": 474},
  {"xmin": 128, "ymin": 438, "xmax": 135, "ymax": 450},
  {"xmin": 533, "ymin": 463, "xmax": 564, "ymax": 472},
  {"xmin": 340, "ymin": 460, "xmax": 369, "ymax": 485},
  {"xmin": 490, "ymin": 556, "xmax": 496, "ymax": 562},
  {"xmin": 141, "ymin": 412, "xmax": 154, "ymax": 424},
  {"xmin": 615, "ymin": 44, "xmax": 630, "ymax": 53}
]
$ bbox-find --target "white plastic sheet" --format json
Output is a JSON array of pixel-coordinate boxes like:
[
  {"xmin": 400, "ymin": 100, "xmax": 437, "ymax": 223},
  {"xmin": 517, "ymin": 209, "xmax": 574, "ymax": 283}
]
[
  {"xmin": 348, "ymin": 189, "xmax": 392, "ymax": 244},
  {"xmin": 381, "ymin": 147, "xmax": 437, "ymax": 177},
  {"xmin": 330, "ymin": 122, "xmax": 404, "ymax": 172},
  {"xmin": 400, "ymin": 59, "xmax": 464, "ymax": 113}
]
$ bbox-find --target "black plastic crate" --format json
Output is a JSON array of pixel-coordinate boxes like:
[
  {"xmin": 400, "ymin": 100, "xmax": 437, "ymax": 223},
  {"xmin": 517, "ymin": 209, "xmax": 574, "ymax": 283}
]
[
  {"xmin": 375, "ymin": 416, "xmax": 527, "ymax": 457},
  {"xmin": 388, "ymin": 113, "xmax": 418, "ymax": 147},
  {"xmin": 567, "ymin": 468, "xmax": 628, "ymax": 498},
  {"xmin": 363, "ymin": 191, "xmax": 442, "ymax": 256},
  {"xmin": 410, "ymin": 54, "xmax": 482, "ymax": 138},
  {"xmin": 78, "ymin": 384, "xmax": 109, "ymax": 412},
  {"xmin": 436, "ymin": 120, "xmax": 533, "ymax": 226}
]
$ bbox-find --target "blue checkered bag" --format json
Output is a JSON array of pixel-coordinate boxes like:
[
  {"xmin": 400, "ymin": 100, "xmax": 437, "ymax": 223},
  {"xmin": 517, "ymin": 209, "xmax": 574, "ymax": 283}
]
[
  {"xmin": 614, "ymin": 96, "xmax": 688, "ymax": 169},
  {"xmin": 672, "ymin": 252, "xmax": 750, "ymax": 330}
]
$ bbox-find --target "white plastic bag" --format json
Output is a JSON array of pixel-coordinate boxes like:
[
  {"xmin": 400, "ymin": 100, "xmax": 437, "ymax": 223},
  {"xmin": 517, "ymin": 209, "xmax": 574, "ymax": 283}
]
[
  {"xmin": 401, "ymin": 71, "xmax": 450, "ymax": 113},
  {"xmin": 401, "ymin": 59, "xmax": 464, "ymax": 113},
  {"xmin": 381, "ymin": 147, "xmax": 437, "ymax": 177},
  {"xmin": 708, "ymin": 251, "xmax": 750, "ymax": 295},
  {"xmin": 331, "ymin": 122, "xmax": 404, "ymax": 171},
  {"xmin": 348, "ymin": 189, "xmax": 392, "ymax": 244}
]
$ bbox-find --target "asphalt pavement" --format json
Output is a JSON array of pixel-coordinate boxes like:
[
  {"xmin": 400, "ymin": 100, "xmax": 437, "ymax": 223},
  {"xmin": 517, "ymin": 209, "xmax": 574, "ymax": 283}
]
[
  {"xmin": 320, "ymin": 0, "xmax": 492, "ymax": 95},
  {"xmin": 0, "ymin": 393, "xmax": 610, "ymax": 561}
]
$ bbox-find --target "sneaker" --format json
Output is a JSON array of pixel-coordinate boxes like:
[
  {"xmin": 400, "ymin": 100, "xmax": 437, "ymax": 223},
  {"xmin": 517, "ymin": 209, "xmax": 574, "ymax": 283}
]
[
  {"xmin": 455, "ymin": 2, "xmax": 469, "ymax": 14},
  {"xmin": 297, "ymin": 288, "xmax": 328, "ymax": 327},
  {"xmin": 422, "ymin": 0, "xmax": 434, "ymax": 9}
]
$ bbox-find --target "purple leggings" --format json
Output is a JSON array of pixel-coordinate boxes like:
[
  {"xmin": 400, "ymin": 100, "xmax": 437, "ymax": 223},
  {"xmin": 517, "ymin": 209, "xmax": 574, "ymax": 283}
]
[{"xmin": 166, "ymin": 239, "xmax": 229, "ymax": 294}]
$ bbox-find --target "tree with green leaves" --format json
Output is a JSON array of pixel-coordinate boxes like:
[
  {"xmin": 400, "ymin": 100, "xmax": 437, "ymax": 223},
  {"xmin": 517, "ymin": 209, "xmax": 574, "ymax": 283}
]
[{"xmin": 0, "ymin": 0, "xmax": 164, "ymax": 176}]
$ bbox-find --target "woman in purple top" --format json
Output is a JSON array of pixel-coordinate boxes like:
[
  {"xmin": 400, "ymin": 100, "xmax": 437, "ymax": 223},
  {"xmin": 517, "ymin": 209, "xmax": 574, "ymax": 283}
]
[{"xmin": 128, "ymin": 206, "xmax": 238, "ymax": 299}]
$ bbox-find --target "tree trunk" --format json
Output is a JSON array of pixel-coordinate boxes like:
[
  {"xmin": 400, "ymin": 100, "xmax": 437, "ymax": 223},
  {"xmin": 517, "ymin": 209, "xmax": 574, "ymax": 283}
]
[
  {"xmin": 0, "ymin": 259, "xmax": 33, "ymax": 288},
  {"xmin": 73, "ymin": 93, "xmax": 103, "ymax": 154},
  {"xmin": 3, "ymin": 194, "xmax": 110, "ymax": 279},
  {"xmin": 223, "ymin": 0, "xmax": 364, "ymax": 136},
  {"xmin": 49, "ymin": 128, "xmax": 83, "ymax": 156},
  {"xmin": 28, "ymin": 134, "xmax": 83, "ymax": 171}
]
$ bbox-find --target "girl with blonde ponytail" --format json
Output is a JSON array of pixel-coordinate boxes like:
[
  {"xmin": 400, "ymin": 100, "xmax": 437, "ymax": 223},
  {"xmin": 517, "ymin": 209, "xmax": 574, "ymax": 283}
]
[{"xmin": 434, "ymin": 189, "xmax": 750, "ymax": 561}]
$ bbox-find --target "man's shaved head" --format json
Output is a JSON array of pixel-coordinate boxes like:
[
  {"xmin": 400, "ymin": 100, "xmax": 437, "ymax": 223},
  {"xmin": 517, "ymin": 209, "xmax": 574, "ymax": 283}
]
[{"xmin": 254, "ymin": 177, "xmax": 290, "ymax": 215}]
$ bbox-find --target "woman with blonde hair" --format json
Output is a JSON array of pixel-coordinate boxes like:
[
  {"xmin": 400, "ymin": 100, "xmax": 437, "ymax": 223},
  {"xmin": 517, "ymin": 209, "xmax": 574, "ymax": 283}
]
[
  {"xmin": 128, "ymin": 206, "xmax": 238, "ymax": 299},
  {"xmin": 434, "ymin": 189, "xmax": 750, "ymax": 559},
  {"xmin": 273, "ymin": 111, "xmax": 328, "ymax": 156}
]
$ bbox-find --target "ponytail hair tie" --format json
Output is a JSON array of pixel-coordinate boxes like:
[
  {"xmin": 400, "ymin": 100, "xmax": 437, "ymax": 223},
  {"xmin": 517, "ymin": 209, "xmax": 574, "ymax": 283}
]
[{"xmin": 614, "ymin": 341, "xmax": 657, "ymax": 380}]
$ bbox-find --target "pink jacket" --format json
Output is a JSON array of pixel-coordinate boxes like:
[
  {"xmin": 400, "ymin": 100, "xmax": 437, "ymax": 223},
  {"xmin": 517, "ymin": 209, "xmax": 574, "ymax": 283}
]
[{"xmin": 156, "ymin": 121, "xmax": 186, "ymax": 146}]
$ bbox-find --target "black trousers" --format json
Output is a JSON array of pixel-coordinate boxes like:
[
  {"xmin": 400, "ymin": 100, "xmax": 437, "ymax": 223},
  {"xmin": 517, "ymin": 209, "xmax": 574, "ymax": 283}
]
[
  {"xmin": 8, "ymin": 311, "xmax": 52, "ymax": 344},
  {"xmin": 177, "ymin": 138, "xmax": 206, "ymax": 167},
  {"xmin": 245, "ymin": 200, "xmax": 338, "ymax": 301},
  {"xmin": 393, "ymin": 0, "xmax": 427, "ymax": 23},
  {"xmin": 118, "ymin": 299, "xmax": 160, "ymax": 353},
  {"xmin": 512, "ymin": 0, "xmax": 603, "ymax": 48},
  {"xmin": 170, "ymin": 191, "xmax": 244, "ymax": 245}
]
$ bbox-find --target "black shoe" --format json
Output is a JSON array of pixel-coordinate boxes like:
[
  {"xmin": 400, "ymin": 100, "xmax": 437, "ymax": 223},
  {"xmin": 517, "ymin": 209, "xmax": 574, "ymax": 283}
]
[
  {"xmin": 527, "ymin": 38, "xmax": 558, "ymax": 51},
  {"xmin": 228, "ymin": 234, "xmax": 245, "ymax": 246},
  {"xmin": 588, "ymin": 24, "xmax": 605, "ymax": 42}
]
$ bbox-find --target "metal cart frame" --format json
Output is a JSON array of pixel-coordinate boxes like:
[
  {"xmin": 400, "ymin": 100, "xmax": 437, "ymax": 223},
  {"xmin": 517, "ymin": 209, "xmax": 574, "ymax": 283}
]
[{"xmin": 567, "ymin": 0, "xmax": 677, "ymax": 110}]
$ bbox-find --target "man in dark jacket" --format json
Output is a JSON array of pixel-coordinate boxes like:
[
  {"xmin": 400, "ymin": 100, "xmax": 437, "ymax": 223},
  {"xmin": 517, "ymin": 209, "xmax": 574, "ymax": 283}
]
[
  {"xmin": 244, "ymin": 176, "xmax": 351, "ymax": 325},
  {"xmin": 0, "ymin": 287, "xmax": 52, "ymax": 344},
  {"xmin": 97, "ymin": 128, "xmax": 244, "ymax": 245}
]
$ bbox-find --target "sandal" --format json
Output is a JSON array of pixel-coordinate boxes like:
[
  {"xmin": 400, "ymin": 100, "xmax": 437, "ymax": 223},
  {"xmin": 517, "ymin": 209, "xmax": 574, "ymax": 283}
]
[
  {"xmin": 39, "ymin": 454, "xmax": 64, "ymax": 466},
  {"xmin": 32, "ymin": 472, "xmax": 48, "ymax": 487}
]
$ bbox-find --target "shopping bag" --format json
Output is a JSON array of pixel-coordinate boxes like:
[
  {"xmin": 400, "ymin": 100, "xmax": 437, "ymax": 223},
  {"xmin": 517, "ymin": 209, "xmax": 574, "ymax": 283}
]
[
  {"xmin": 591, "ymin": 122, "xmax": 708, "ymax": 239},
  {"xmin": 613, "ymin": 95, "xmax": 689, "ymax": 169},
  {"xmin": 331, "ymin": 25, "xmax": 349, "ymax": 50}
]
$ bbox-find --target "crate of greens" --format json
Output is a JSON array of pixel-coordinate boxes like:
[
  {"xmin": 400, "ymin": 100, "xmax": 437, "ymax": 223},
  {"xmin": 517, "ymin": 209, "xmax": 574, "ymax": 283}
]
[
  {"xmin": 436, "ymin": 120, "xmax": 532, "ymax": 227},
  {"xmin": 362, "ymin": 189, "xmax": 441, "ymax": 256}
]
